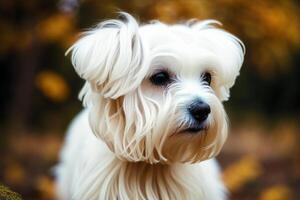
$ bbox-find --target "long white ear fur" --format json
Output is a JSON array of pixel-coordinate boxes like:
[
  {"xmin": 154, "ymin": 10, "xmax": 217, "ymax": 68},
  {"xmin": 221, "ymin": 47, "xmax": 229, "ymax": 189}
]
[{"xmin": 67, "ymin": 12, "xmax": 149, "ymax": 99}]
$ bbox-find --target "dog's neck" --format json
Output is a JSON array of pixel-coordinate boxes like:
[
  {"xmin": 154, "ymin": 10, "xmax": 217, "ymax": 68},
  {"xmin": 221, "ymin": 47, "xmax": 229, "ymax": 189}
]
[{"xmin": 75, "ymin": 157, "xmax": 205, "ymax": 199}]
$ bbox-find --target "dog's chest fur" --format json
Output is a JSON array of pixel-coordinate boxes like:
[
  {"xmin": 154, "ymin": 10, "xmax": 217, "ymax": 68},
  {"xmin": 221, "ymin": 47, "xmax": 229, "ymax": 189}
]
[{"xmin": 56, "ymin": 110, "xmax": 226, "ymax": 200}]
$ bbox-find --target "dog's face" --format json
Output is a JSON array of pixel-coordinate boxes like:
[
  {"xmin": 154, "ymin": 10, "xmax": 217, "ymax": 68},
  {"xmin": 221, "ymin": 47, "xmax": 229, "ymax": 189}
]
[{"xmin": 69, "ymin": 13, "xmax": 244, "ymax": 164}]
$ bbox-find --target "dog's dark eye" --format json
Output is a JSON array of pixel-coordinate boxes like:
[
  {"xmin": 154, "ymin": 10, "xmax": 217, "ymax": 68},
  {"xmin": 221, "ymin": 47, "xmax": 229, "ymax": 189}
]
[
  {"xmin": 202, "ymin": 72, "xmax": 211, "ymax": 85},
  {"xmin": 150, "ymin": 71, "xmax": 170, "ymax": 86}
]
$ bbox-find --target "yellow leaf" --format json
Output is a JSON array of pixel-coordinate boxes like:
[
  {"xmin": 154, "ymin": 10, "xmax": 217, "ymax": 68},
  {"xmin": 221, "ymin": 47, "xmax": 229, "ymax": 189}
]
[
  {"xmin": 35, "ymin": 176, "xmax": 56, "ymax": 199},
  {"xmin": 37, "ymin": 13, "xmax": 74, "ymax": 42},
  {"xmin": 35, "ymin": 70, "xmax": 70, "ymax": 102},
  {"xmin": 222, "ymin": 155, "xmax": 262, "ymax": 192},
  {"xmin": 260, "ymin": 185, "xmax": 293, "ymax": 200},
  {"xmin": 4, "ymin": 162, "xmax": 25, "ymax": 186}
]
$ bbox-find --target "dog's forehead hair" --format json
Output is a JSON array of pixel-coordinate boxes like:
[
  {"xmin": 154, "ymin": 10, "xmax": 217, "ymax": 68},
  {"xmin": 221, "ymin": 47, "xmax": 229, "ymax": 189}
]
[
  {"xmin": 140, "ymin": 25, "xmax": 221, "ymax": 77},
  {"xmin": 140, "ymin": 23, "xmax": 196, "ymax": 46}
]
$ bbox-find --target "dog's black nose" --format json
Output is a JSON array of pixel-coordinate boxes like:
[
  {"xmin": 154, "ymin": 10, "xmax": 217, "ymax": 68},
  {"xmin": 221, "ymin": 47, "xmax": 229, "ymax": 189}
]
[{"xmin": 188, "ymin": 99, "xmax": 211, "ymax": 123}]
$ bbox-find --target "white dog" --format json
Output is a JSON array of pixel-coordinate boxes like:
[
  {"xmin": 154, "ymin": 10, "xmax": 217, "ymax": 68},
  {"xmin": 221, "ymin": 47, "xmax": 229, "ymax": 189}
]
[{"xmin": 56, "ymin": 12, "xmax": 244, "ymax": 200}]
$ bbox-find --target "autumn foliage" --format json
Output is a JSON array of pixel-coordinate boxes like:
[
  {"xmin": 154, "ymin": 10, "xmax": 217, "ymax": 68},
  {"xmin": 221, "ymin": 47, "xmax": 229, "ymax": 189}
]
[{"xmin": 0, "ymin": 0, "xmax": 299, "ymax": 199}]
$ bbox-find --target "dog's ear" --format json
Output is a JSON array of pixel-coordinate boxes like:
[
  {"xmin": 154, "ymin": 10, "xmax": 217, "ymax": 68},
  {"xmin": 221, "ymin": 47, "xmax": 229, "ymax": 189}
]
[
  {"xmin": 67, "ymin": 12, "xmax": 148, "ymax": 99},
  {"xmin": 191, "ymin": 21, "xmax": 245, "ymax": 101}
]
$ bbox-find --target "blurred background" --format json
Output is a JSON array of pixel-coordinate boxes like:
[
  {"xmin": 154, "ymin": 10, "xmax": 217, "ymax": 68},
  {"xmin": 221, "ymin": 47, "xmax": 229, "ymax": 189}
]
[{"xmin": 0, "ymin": 0, "xmax": 299, "ymax": 199}]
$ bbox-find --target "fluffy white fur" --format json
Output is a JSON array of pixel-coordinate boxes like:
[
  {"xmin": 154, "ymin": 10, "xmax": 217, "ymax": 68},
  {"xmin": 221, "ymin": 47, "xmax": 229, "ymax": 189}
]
[{"xmin": 56, "ymin": 12, "xmax": 244, "ymax": 200}]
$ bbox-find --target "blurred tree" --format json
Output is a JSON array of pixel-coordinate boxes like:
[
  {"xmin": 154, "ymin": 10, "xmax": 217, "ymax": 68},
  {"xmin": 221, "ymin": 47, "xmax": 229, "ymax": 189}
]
[{"xmin": 0, "ymin": 0, "xmax": 299, "ymax": 129}]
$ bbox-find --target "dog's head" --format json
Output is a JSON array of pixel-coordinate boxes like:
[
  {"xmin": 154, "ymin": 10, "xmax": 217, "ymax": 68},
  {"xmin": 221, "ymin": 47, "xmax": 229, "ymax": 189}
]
[{"xmin": 68, "ymin": 13, "xmax": 244, "ymax": 164}]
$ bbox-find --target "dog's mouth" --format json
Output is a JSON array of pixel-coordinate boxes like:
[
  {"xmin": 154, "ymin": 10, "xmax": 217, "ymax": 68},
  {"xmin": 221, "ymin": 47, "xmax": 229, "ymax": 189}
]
[{"xmin": 180, "ymin": 123, "xmax": 208, "ymax": 134}]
